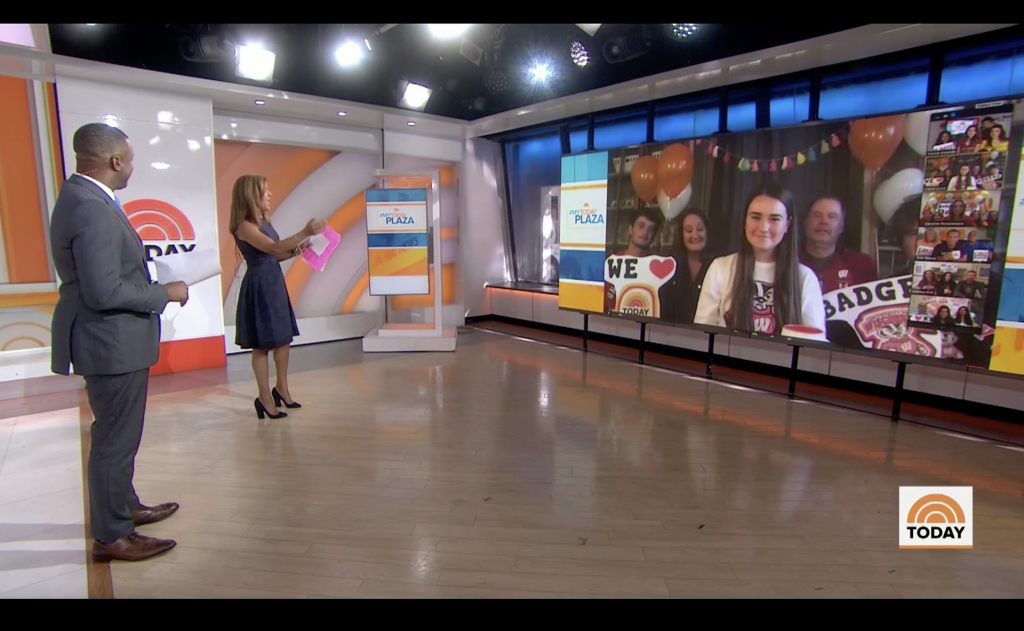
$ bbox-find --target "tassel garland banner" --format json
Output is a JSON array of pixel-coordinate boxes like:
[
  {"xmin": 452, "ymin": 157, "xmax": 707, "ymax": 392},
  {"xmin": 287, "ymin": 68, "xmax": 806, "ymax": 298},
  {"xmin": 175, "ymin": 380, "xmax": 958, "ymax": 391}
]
[{"xmin": 701, "ymin": 129, "xmax": 843, "ymax": 173}]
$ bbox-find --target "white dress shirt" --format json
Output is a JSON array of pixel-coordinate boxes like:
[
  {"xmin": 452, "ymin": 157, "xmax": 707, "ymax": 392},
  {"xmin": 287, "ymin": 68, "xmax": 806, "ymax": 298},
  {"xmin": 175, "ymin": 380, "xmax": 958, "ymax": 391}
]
[{"xmin": 74, "ymin": 173, "xmax": 118, "ymax": 205}]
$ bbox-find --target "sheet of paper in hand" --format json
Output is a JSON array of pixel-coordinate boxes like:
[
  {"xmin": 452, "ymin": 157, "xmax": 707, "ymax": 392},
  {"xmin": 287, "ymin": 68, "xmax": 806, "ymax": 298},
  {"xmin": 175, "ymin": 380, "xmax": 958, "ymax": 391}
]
[
  {"xmin": 604, "ymin": 254, "xmax": 677, "ymax": 318},
  {"xmin": 152, "ymin": 248, "xmax": 221, "ymax": 287},
  {"xmin": 301, "ymin": 225, "xmax": 340, "ymax": 272},
  {"xmin": 307, "ymin": 232, "xmax": 329, "ymax": 256}
]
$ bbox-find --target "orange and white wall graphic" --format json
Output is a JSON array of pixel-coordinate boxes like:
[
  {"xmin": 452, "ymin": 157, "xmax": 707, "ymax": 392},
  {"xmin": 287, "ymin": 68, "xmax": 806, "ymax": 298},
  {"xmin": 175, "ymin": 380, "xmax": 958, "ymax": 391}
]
[
  {"xmin": 0, "ymin": 76, "xmax": 62, "ymax": 351},
  {"xmin": 214, "ymin": 140, "xmax": 460, "ymax": 324}
]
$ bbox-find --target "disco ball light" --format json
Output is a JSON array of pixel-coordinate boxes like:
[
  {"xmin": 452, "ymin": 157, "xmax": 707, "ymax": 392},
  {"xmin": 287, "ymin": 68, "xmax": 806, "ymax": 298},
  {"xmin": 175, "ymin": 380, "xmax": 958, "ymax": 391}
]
[
  {"xmin": 671, "ymin": 24, "xmax": 699, "ymax": 39},
  {"xmin": 484, "ymin": 68, "xmax": 509, "ymax": 94},
  {"xmin": 570, "ymin": 41, "xmax": 589, "ymax": 67}
]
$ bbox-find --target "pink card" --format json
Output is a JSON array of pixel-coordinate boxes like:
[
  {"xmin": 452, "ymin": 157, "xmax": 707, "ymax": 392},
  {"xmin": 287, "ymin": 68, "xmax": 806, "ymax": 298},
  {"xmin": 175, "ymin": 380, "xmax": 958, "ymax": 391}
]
[{"xmin": 301, "ymin": 225, "xmax": 340, "ymax": 272}]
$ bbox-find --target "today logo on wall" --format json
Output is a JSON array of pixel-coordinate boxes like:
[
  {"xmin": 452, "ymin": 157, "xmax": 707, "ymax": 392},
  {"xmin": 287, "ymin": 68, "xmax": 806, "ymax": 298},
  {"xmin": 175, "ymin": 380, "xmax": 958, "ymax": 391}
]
[
  {"xmin": 119, "ymin": 197, "xmax": 218, "ymax": 343},
  {"xmin": 122, "ymin": 198, "xmax": 198, "ymax": 266}
]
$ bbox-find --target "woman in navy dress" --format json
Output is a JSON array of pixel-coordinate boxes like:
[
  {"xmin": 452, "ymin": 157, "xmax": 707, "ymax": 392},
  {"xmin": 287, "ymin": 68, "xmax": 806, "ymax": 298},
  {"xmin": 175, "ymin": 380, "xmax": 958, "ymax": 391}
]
[{"xmin": 229, "ymin": 174, "xmax": 325, "ymax": 419}]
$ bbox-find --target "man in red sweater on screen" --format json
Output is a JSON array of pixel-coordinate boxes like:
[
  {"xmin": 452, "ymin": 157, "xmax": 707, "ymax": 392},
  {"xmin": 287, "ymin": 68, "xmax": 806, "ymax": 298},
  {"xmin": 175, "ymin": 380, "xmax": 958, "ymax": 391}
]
[{"xmin": 799, "ymin": 196, "xmax": 878, "ymax": 293}]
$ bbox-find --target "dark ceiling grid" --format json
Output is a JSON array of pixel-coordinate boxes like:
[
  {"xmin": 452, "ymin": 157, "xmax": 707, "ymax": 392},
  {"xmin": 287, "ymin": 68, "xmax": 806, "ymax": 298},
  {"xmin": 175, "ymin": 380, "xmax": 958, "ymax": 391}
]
[{"xmin": 48, "ymin": 24, "xmax": 867, "ymax": 121}]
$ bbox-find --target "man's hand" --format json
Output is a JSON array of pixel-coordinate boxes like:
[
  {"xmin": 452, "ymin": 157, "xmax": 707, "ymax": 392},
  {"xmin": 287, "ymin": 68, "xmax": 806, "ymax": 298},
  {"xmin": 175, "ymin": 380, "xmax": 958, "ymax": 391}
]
[{"xmin": 165, "ymin": 281, "xmax": 189, "ymax": 306}]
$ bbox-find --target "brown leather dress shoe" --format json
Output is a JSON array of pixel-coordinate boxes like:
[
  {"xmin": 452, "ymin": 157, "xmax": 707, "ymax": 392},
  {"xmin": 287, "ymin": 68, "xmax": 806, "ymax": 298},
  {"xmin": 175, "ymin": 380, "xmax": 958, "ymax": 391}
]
[
  {"xmin": 133, "ymin": 502, "xmax": 180, "ymax": 526},
  {"xmin": 91, "ymin": 532, "xmax": 176, "ymax": 562}
]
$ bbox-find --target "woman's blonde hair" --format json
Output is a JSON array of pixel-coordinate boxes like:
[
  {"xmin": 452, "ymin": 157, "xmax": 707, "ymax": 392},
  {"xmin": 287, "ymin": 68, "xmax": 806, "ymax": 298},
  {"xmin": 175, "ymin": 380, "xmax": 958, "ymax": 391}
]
[{"xmin": 229, "ymin": 174, "xmax": 267, "ymax": 234}]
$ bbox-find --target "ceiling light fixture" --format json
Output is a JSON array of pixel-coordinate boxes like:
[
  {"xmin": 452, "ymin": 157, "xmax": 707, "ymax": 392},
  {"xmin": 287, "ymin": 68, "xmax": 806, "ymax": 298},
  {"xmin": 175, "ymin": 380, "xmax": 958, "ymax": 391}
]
[
  {"xmin": 337, "ymin": 111, "xmax": 347, "ymax": 116},
  {"xmin": 671, "ymin": 24, "xmax": 699, "ymax": 39},
  {"xmin": 399, "ymin": 82, "xmax": 432, "ymax": 111},
  {"xmin": 427, "ymin": 24, "xmax": 470, "ymax": 39},
  {"xmin": 236, "ymin": 44, "xmax": 276, "ymax": 82},
  {"xmin": 575, "ymin": 24, "xmax": 601, "ymax": 37},
  {"xmin": 528, "ymin": 62, "xmax": 552, "ymax": 83},
  {"xmin": 364, "ymin": 38, "xmax": 372, "ymax": 51},
  {"xmin": 254, "ymin": 99, "xmax": 265, "ymax": 105},
  {"xmin": 570, "ymin": 41, "xmax": 589, "ymax": 67},
  {"xmin": 335, "ymin": 41, "xmax": 364, "ymax": 67},
  {"xmin": 407, "ymin": 121, "xmax": 416, "ymax": 126}
]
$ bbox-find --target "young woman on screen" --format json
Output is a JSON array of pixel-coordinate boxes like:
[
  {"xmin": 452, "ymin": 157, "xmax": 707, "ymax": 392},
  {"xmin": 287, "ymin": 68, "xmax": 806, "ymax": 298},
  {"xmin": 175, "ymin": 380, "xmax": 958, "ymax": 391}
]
[
  {"xmin": 694, "ymin": 181, "xmax": 825, "ymax": 337},
  {"xmin": 661, "ymin": 208, "xmax": 712, "ymax": 324}
]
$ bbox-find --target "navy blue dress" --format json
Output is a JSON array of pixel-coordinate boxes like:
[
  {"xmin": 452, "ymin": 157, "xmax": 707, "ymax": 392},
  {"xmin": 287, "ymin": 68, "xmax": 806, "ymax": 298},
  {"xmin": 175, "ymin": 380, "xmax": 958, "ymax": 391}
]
[{"xmin": 234, "ymin": 221, "xmax": 299, "ymax": 350}]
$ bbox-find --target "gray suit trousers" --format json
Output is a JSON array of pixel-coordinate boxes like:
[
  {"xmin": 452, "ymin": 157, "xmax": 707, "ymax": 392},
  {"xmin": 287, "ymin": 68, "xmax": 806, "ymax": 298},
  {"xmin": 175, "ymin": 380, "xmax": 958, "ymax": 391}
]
[{"xmin": 84, "ymin": 369, "xmax": 149, "ymax": 543}]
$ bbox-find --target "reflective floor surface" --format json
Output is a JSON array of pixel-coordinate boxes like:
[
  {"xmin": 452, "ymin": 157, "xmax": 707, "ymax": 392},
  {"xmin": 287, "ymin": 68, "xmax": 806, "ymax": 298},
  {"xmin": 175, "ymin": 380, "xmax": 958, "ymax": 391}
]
[{"xmin": 4, "ymin": 326, "xmax": 1024, "ymax": 598}]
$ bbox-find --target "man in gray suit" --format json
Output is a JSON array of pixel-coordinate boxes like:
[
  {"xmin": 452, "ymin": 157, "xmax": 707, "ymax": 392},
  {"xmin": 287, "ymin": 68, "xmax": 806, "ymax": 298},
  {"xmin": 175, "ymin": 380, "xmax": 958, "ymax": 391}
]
[{"xmin": 50, "ymin": 123, "xmax": 190, "ymax": 562}]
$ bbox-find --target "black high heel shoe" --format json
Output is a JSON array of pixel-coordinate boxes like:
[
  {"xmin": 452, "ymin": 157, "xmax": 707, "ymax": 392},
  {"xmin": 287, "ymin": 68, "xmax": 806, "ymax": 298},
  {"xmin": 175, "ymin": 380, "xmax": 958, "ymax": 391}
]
[
  {"xmin": 272, "ymin": 387, "xmax": 301, "ymax": 409},
  {"xmin": 254, "ymin": 398, "xmax": 287, "ymax": 419}
]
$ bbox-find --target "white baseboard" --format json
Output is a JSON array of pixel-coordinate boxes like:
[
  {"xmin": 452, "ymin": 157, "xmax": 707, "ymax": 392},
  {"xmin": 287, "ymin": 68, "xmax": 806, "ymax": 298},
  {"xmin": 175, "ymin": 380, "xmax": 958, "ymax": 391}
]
[{"xmin": 0, "ymin": 348, "xmax": 54, "ymax": 382}]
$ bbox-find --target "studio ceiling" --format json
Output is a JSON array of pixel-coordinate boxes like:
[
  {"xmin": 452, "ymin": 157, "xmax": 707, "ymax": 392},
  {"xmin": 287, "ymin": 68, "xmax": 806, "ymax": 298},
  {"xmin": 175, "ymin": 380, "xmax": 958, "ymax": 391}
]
[{"xmin": 47, "ymin": 24, "xmax": 866, "ymax": 121}]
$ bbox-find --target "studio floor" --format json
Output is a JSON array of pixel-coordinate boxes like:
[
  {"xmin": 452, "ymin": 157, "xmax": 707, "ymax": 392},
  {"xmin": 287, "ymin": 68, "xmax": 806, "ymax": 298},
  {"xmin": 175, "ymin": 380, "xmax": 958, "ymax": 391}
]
[{"xmin": 3, "ymin": 325, "xmax": 1024, "ymax": 599}]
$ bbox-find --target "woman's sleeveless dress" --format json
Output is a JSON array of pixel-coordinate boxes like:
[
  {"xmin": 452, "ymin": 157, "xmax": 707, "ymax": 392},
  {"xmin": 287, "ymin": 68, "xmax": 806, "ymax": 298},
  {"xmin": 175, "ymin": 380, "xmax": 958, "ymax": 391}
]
[{"xmin": 233, "ymin": 221, "xmax": 299, "ymax": 350}]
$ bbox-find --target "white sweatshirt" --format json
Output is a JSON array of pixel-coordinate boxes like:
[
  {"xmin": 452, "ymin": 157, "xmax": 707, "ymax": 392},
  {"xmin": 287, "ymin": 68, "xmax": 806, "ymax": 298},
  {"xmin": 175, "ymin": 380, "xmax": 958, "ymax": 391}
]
[{"xmin": 694, "ymin": 253, "xmax": 826, "ymax": 335}]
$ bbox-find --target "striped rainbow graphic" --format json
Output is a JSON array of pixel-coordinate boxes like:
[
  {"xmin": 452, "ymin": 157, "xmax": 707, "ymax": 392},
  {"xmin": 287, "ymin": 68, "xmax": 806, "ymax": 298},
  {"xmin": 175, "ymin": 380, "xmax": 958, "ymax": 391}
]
[
  {"xmin": 214, "ymin": 141, "xmax": 460, "ymax": 323},
  {"xmin": 0, "ymin": 77, "xmax": 63, "ymax": 351}
]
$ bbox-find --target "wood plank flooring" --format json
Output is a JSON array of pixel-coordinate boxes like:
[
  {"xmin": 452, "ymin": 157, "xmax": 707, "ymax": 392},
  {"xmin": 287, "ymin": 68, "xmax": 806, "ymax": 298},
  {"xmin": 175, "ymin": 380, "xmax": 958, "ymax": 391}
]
[{"xmin": 94, "ymin": 328, "xmax": 1024, "ymax": 598}]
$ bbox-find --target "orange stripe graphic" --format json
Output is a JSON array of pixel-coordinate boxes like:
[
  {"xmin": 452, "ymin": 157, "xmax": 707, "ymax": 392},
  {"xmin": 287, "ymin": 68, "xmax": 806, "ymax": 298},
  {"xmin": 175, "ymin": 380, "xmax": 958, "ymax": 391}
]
[
  {"xmin": 214, "ymin": 140, "xmax": 336, "ymax": 301},
  {"xmin": 0, "ymin": 76, "xmax": 50, "ymax": 283}
]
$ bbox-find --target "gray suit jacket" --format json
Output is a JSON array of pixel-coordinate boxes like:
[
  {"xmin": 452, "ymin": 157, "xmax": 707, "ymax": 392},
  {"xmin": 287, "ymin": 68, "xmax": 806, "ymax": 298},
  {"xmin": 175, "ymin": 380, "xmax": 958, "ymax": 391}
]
[{"xmin": 49, "ymin": 175, "xmax": 170, "ymax": 376}]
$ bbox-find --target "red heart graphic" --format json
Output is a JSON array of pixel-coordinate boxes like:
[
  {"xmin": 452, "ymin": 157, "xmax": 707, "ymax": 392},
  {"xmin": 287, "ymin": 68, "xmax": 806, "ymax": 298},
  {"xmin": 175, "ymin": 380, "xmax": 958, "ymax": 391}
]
[{"xmin": 650, "ymin": 258, "xmax": 676, "ymax": 280}]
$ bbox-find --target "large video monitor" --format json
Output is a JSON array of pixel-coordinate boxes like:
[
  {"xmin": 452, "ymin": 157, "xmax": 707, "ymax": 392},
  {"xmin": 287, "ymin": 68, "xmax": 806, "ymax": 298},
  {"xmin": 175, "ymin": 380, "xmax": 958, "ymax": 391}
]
[{"xmin": 557, "ymin": 100, "xmax": 1024, "ymax": 377}]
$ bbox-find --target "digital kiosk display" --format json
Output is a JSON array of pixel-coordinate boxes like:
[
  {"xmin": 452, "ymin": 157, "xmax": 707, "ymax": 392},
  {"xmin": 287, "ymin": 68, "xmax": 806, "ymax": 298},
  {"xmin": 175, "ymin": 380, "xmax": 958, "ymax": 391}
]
[{"xmin": 366, "ymin": 188, "xmax": 430, "ymax": 296}]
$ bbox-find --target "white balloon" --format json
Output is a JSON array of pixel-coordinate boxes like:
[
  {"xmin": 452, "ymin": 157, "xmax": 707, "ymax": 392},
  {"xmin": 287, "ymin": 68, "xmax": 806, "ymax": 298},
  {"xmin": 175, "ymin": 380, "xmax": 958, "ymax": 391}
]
[
  {"xmin": 905, "ymin": 106, "xmax": 962, "ymax": 156},
  {"xmin": 657, "ymin": 185, "xmax": 692, "ymax": 221},
  {"xmin": 874, "ymin": 168, "xmax": 924, "ymax": 224}
]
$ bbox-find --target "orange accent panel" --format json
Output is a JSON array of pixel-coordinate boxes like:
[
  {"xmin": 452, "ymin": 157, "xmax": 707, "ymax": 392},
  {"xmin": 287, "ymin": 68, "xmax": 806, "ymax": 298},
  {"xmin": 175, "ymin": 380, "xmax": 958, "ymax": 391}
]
[
  {"xmin": 213, "ymin": 140, "xmax": 336, "ymax": 302},
  {"xmin": 44, "ymin": 83, "xmax": 64, "ymax": 194},
  {"xmin": 0, "ymin": 76, "xmax": 50, "ymax": 283},
  {"xmin": 283, "ymin": 192, "xmax": 367, "ymax": 304},
  {"xmin": 150, "ymin": 335, "xmax": 227, "ymax": 376},
  {"xmin": 341, "ymin": 272, "xmax": 369, "ymax": 314},
  {"xmin": 0, "ymin": 292, "xmax": 58, "ymax": 308},
  {"xmin": 440, "ymin": 227, "xmax": 458, "ymax": 240},
  {"xmin": 390, "ymin": 264, "xmax": 456, "ymax": 310}
]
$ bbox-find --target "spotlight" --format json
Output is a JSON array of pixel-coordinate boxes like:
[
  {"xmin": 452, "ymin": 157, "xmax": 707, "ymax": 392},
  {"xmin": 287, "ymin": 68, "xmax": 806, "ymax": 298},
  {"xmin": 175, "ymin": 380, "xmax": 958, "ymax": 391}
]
[
  {"xmin": 428, "ymin": 25, "xmax": 470, "ymax": 39},
  {"xmin": 570, "ymin": 41, "xmax": 589, "ymax": 67},
  {"xmin": 236, "ymin": 44, "xmax": 276, "ymax": 82},
  {"xmin": 407, "ymin": 121, "xmax": 416, "ymax": 126},
  {"xmin": 528, "ymin": 63, "xmax": 552, "ymax": 83},
  {"xmin": 337, "ymin": 111, "xmax": 347, "ymax": 116},
  {"xmin": 335, "ymin": 41, "xmax": 363, "ymax": 67},
  {"xmin": 254, "ymin": 99, "xmax": 265, "ymax": 105},
  {"xmin": 671, "ymin": 24, "xmax": 699, "ymax": 39},
  {"xmin": 399, "ymin": 82, "xmax": 432, "ymax": 110}
]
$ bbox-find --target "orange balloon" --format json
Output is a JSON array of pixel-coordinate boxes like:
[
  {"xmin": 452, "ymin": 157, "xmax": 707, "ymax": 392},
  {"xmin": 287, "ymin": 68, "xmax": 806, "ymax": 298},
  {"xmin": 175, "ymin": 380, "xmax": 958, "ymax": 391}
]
[
  {"xmin": 630, "ymin": 155, "xmax": 659, "ymax": 203},
  {"xmin": 657, "ymin": 143, "xmax": 693, "ymax": 199},
  {"xmin": 848, "ymin": 115, "xmax": 907, "ymax": 171}
]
